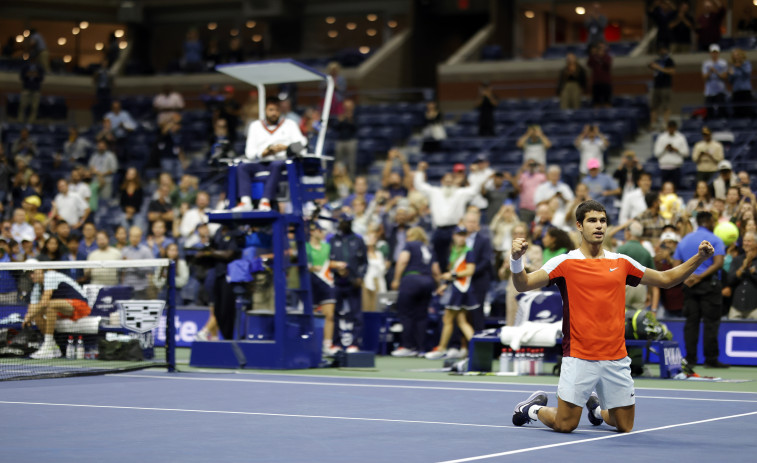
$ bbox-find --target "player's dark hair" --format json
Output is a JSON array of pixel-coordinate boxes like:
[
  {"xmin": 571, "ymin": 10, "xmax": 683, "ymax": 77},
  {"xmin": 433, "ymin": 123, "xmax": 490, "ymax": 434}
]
[
  {"xmin": 265, "ymin": 96, "xmax": 281, "ymax": 106},
  {"xmin": 696, "ymin": 210, "xmax": 713, "ymax": 226},
  {"xmin": 575, "ymin": 200, "xmax": 606, "ymax": 225},
  {"xmin": 644, "ymin": 191, "xmax": 659, "ymax": 208}
]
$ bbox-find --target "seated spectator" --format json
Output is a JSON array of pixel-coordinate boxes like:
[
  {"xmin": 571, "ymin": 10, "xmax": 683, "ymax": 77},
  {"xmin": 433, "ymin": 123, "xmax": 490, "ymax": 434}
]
[
  {"xmin": 120, "ymin": 166, "xmax": 144, "ymax": 217},
  {"xmin": 19, "ymin": 231, "xmax": 38, "ymax": 260},
  {"xmin": 122, "ymin": 226, "xmax": 155, "ymax": 298},
  {"xmin": 22, "ymin": 196, "xmax": 46, "ymax": 226},
  {"xmin": 481, "ymin": 171, "xmax": 515, "ymax": 224},
  {"xmin": 172, "ymin": 174, "xmax": 198, "ymax": 210},
  {"xmin": 617, "ymin": 221, "xmax": 658, "ymax": 311},
  {"xmin": 490, "ymin": 201, "xmax": 519, "ymax": 262},
  {"xmin": 541, "ymin": 227, "xmax": 575, "ymax": 264},
  {"xmin": 556, "ymin": 53, "xmax": 587, "ymax": 110},
  {"xmin": 326, "ymin": 162, "xmax": 352, "ymax": 201},
  {"xmin": 113, "ymin": 225, "xmax": 128, "ymax": 251},
  {"xmin": 515, "ymin": 159, "xmax": 546, "ymax": 223},
  {"xmin": 76, "ymin": 223, "xmax": 97, "ymax": 260},
  {"xmin": 70, "ymin": 166, "xmax": 93, "ymax": 208},
  {"xmin": 154, "ymin": 113, "xmax": 186, "ymax": 176},
  {"xmin": 11, "ymin": 128, "xmax": 38, "ymax": 162},
  {"xmin": 37, "ymin": 236, "xmax": 65, "ymax": 262},
  {"xmin": 659, "ymin": 181, "xmax": 684, "ymax": 223},
  {"xmin": 722, "ymin": 186, "xmax": 742, "ymax": 222},
  {"xmin": 687, "ymin": 180, "xmax": 714, "ymax": 215},
  {"xmin": 89, "ymin": 139, "xmax": 118, "ymax": 201},
  {"xmin": 23, "ymin": 266, "xmax": 91, "ymax": 359},
  {"xmin": 638, "ymin": 192, "xmax": 666, "ymax": 241},
  {"xmin": 517, "ymin": 125, "xmax": 552, "ymax": 166},
  {"xmin": 575, "ymin": 124, "xmax": 609, "ymax": 174},
  {"xmin": 534, "ymin": 165, "xmax": 574, "ymax": 229},
  {"xmin": 147, "ymin": 219, "xmax": 174, "ymax": 258},
  {"xmin": 31, "ymin": 220, "xmax": 47, "ymax": 244},
  {"xmin": 691, "ymin": 126, "xmax": 723, "ymax": 183},
  {"xmin": 342, "ymin": 176, "xmax": 375, "ymax": 209},
  {"xmin": 710, "ymin": 160, "xmax": 737, "ymax": 200},
  {"xmin": 50, "ymin": 178, "xmax": 90, "ymax": 231},
  {"xmin": 582, "ymin": 159, "xmax": 621, "ymax": 210},
  {"xmin": 180, "ymin": 191, "xmax": 217, "ymax": 239},
  {"xmin": 653, "ymin": 229, "xmax": 684, "ymax": 317},
  {"xmin": 531, "ymin": 202, "xmax": 555, "ymax": 248},
  {"xmin": 10, "ymin": 208, "xmax": 34, "ymax": 244},
  {"xmin": 726, "ymin": 231, "xmax": 757, "ymax": 320},
  {"xmin": 154, "ymin": 242, "xmax": 189, "ymax": 298},
  {"xmin": 729, "ymin": 48, "xmax": 753, "ymax": 118},
  {"xmin": 153, "ymin": 84, "xmax": 185, "ymax": 127},
  {"xmin": 564, "ymin": 182, "xmax": 592, "ymax": 227},
  {"xmin": 95, "ymin": 117, "xmax": 117, "ymax": 150},
  {"xmin": 147, "ymin": 182, "xmax": 175, "ymax": 231},
  {"xmin": 86, "ymin": 230, "xmax": 122, "ymax": 285},
  {"xmin": 653, "ymin": 121, "xmax": 689, "ymax": 189}
]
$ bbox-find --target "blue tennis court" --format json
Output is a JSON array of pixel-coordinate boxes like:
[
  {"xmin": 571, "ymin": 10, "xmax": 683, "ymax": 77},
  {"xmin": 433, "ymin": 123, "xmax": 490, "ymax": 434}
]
[{"xmin": 2, "ymin": 370, "xmax": 755, "ymax": 462}]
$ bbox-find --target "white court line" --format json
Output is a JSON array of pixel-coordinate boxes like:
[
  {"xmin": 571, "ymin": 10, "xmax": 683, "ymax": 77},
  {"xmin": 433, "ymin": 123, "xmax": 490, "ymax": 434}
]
[
  {"xmin": 0, "ymin": 400, "xmax": 602, "ymax": 433},
  {"xmin": 436, "ymin": 410, "xmax": 757, "ymax": 463},
  {"xmin": 117, "ymin": 374, "xmax": 757, "ymax": 404}
]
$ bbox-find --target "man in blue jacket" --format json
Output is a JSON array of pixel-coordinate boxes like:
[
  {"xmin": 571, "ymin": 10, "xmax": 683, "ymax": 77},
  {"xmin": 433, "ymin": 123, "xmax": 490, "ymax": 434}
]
[{"xmin": 329, "ymin": 213, "xmax": 367, "ymax": 352}]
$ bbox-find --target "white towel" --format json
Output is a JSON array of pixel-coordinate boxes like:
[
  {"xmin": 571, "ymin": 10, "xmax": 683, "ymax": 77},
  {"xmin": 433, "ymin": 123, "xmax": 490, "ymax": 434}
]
[{"xmin": 499, "ymin": 321, "xmax": 562, "ymax": 351}]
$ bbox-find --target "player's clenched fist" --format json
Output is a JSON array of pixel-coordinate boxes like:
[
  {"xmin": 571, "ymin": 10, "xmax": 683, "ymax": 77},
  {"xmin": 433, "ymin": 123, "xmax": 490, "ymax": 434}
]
[
  {"xmin": 511, "ymin": 238, "xmax": 529, "ymax": 261},
  {"xmin": 697, "ymin": 240, "xmax": 714, "ymax": 258}
]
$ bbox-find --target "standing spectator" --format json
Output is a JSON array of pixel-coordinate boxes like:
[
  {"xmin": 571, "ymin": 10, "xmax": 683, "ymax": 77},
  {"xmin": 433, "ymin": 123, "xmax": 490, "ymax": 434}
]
[
  {"xmin": 180, "ymin": 191, "xmax": 217, "ymax": 239},
  {"xmin": 333, "ymin": 99, "xmax": 358, "ymax": 177},
  {"xmin": 490, "ymin": 201, "xmax": 519, "ymax": 262},
  {"xmin": 390, "ymin": 227, "xmax": 441, "ymax": 357},
  {"xmin": 669, "ymin": 1, "xmax": 695, "ymax": 53},
  {"xmin": 726, "ymin": 231, "xmax": 757, "ymax": 320},
  {"xmin": 575, "ymin": 124, "xmax": 609, "ymax": 174},
  {"xmin": 514, "ymin": 159, "xmax": 547, "ymax": 224},
  {"xmin": 613, "ymin": 150, "xmax": 643, "ymax": 199},
  {"xmin": 321, "ymin": 61, "xmax": 347, "ymax": 116},
  {"xmin": 584, "ymin": 3, "xmax": 607, "ymax": 49},
  {"xmin": 182, "ymin": 28, "xmax": 204, "ymax": 72},
  {"xmin": 556, "ymin": 53, "xmax": 587, "ymax": 110},
  {"xmin": 421, "ymin": 100, "xmax": 446, "ymax": 153},
  {"xmin": 696, "ymin": 0, "xmax": 726, "ymax": 52},
  {"xmin": 62, "ymin": 127, "xmax": 93, "ymax": 165},
  {"xmin": 710, "ymin": 160, "xmax": 737, "ymax": 200},
  {"xmin": 26, "ymin": 29, "xmax": 50, "ymax": 73},
  {"xmin": 617, "ymin": 221, "xmax": 658, "ymax": 311},
  {"xmin": 381, "ymin": 149, "xmax": 413, "ymax": 198},
  {"xmin": 147, "ymin": 219, "xmax": 174, "ymax": 258},
  {"xmin": 654, "ymin": 230, "xmax": 685, "ymax": 318},
  {"xmin": 76, "ymin": 222, "xmax": 98, "ymax": 260},
  {"xmin": 50, "ymin": 179, "xmax": 90, "ymax": 231},
  {"xmin": 637, "ymin": 192, "xmax": 666, "ymax": 241},
  {"xmin": 86, "ymin": 230, "xmax": 122, "ymax": 285},
  {"xmin": 582, "ymin": 159, "xmax": 621, "ymax": 211},
  {"xmin": 153, "ymin": 85, "xmax": 185, "ymax": 127},
  {"xmin": 104, "ymin": 101, "xmax": 137, "ymax": 159},
  {"xmin": 342, "ymin": 176, "xmax": 374, "ymax": 208},
  {"xmin": 19, "ymin": 57, "xmax": 44, "ymax": 124},
  {"xmin": 534, "ymin": 165, "xmax": 575, "ymax": 228},
  {"xmin": 648, "ymin": 46, "xmax": 675, "ymax": 130},
  {"xmin": 649, "ymin": 0, "xmax": 677, "ymax": 50},
  {"xmin": 147, "ymin": 183, "xmax": 175, "ymax": 231},
  {"xmin": 477, "ymin": 82, "xmax": 497, "ymax": 136},
  {"xmin": 122, "ymin": 226, "xmax": 154, "ymax": 299},
  {"xmin": 481, "ymin": 171, "xmax": 515, "ymax": 224},
  {"xmin": 516, "ymin": 125, "xmax": 552, "ymax": 166},
  {"xmin": 702, "ymin": 44, "xmax": 729, "ymax": 120},
  {"xmin": 92, "ymin": 60, "xmax": 113, "ymax": 120},
  {"xmin": 329, "ymin": 213, "xmax": 367, "ymax": 352},
  {"xmin": 692, "ymin": 126, "xmax": 724, "ymax": 183},
  {"xmin": 728, "ymin": 48, "xmax": 753, "ymax": 118},
  {"xmin": 88, "ymin": 139, "xmax": 118, "ymax": 201},
  {"xmin": 673, "ymin": 211, "xmax": 727, "ymax": 368},
  {"xmin": 154, "ymin": 114, "xmax": 186, "ymax": 178},
  {"xmin": 414, "ymin": 162, "xmax": 488, "ymax": 268},
  {"xmin": 587, "ymin": 42, "xmax": 612, "ymax": 108},
  {"xmin": 306, "ymin": 222, "xmax": 337, "ymax": 354},
  {"xmin": 653, "ymin": 120, "xmax": 689, "ymax": 189},
  {"xmin": 463, "ymin": 209, "xmax": 494, "ymax": 332},
  {"xmin": 362, "ymin": 229, "xmax": 387, "ymax": 314}
]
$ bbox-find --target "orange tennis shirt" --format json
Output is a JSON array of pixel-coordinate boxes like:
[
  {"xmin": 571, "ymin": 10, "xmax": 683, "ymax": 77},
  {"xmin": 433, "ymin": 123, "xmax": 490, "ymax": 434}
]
[{"xmin": 541, "ymin": 249, "xmax": 646, "ymax": 361}]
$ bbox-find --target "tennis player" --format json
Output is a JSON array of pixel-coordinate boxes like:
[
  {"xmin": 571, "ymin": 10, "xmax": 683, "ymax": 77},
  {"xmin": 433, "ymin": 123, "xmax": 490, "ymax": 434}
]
[{"xmin": 509, "ymin": 200, "xmax": 714, "ymax": 433}]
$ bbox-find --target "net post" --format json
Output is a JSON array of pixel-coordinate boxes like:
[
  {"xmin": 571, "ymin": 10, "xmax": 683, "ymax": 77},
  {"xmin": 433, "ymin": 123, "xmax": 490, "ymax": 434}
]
[{"xmin": 166, "ymin": 260, "xmax": 177, "ymax": 373}]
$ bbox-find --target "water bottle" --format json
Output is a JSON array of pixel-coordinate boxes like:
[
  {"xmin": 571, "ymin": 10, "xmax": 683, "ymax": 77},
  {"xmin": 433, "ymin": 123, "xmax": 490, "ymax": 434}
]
[
  {"xmin": 536, "ymin": 349, "xmax": 544, "ymax": 375},
  {"xmin": 76, "ymin": 336, "xmax": 85, "ymax": 360},
  {"xmin": 66, "ymin": 336, "xmax": 75, "ymax": 360},
  {"xmin": 499, "ymin": 348, "xmax": 512, "ymax": 373}
]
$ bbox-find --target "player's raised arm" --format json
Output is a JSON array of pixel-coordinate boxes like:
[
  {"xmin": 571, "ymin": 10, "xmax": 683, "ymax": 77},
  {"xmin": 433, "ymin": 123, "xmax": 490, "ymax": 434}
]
[
  {"xmin": 641, "ymin": 240, "xmax": 716, "ymax": 288},
  {"xmin": 510, "ymin": 238, "xmax": 550, "ymax": 292}
]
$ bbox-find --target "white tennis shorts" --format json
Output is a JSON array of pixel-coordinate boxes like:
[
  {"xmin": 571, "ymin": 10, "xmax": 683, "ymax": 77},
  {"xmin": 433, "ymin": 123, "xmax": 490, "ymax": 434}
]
[{"xmin": 557, "ymin": 356, "xmax": 635, "ymax": 410}]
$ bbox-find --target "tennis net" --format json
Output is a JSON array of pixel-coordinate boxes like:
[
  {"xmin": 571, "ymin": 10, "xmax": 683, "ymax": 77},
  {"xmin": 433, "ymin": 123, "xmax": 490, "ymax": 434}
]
[{"xmin": 0, "ymin": 258, "xmax": 176, "ymax": 381}]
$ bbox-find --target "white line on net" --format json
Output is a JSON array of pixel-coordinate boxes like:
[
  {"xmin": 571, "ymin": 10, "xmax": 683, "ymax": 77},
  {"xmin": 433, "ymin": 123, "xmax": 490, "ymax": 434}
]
[{"xmin": 0, "ymin": 259, "xmax": 171, "ymax": 270}]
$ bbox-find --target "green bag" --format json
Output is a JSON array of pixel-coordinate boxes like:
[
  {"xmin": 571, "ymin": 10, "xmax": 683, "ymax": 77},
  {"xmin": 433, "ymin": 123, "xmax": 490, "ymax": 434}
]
[{"xmin": 97, "ymin": 338, "xmax": 143, "ymax": 361}]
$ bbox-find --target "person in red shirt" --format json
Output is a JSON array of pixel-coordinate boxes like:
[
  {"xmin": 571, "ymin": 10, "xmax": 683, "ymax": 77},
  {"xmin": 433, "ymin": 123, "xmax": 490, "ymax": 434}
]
[{"xmin": 509, "ymin": 200, "xmax": 714, "ymax": 433}]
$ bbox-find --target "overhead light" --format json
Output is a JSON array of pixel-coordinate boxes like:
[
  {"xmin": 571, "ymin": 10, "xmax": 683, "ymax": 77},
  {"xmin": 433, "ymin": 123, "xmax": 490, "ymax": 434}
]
[
  {"xmin": 63, "ymin": 55, "xmax": 72, "ymax": 63},
  {"xmin": 95, "ymin": 42, "xmax": 104, "ymax": 51},
  {"xmin": 207, "ymin": 22, "xmax": 217, "ymax": 31},
  {"xmin": 72, "ymin": 27, "xmax": 80, "ymax": 35},
  {"xmin": 230, "ymin": 29, "xmax": 239, "ymax": 37},
  {"xmin": 246, "ymin": 20, "xmax": 256, "ymax": 28},
  {"xmin": 387, "ymin": 20, "xmax": 398, "ymax": 28},
  {"xmin": 58, "ymin": 37, "xmax": 67, "ymax": 46},
  {"xmin": 79, "ymin": 21, "xmax": 89, "ymax": 29},
  {"xmin": 346, "ymin": 22, "xmax": 357, "ymax": 30},
  {"xmin": 23, "ymin": 29, "xmax": 30, "ymax": 37},
  {"xmin": 119, "ymin": 41, "xmax": 128, "ymax": 49},
  {"xmin": 22, "ymin": 53, "xmax": 29, "ymax": 60},
  {"xmin": 328, "ymin": 30, "xmax": 338, "ymax": 38},
  {"xmin": 359, "ymin": 46, "xmax": 370, "ymax": 54},
  {"xmin": 114, "ymin": 29, "xmax": 125, "ymax": 38},
  {"xmin": 575, "ymin": 7, "xmax": 586, "ymax": 15},
  {"xmin": 366, "ymin": 29, "xmax": 377, "ymax": 37},
  {"xmin": 252, "ymin": 34, "xmax": 262, "ymax": 42},
  {"xmin": 367, "ymin": 14, "xmax": 378, "ymax": 22},
  {"xmin": 525, "ymin": 10, "xmax": 535, "ymax": 19},
  {"xmin": 325, "ymin": 16, "xmax": 336, "ymax": 24},
  {"xmin": 15, "ymin": 35, "xmax": 23, "ymax": 43}
]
